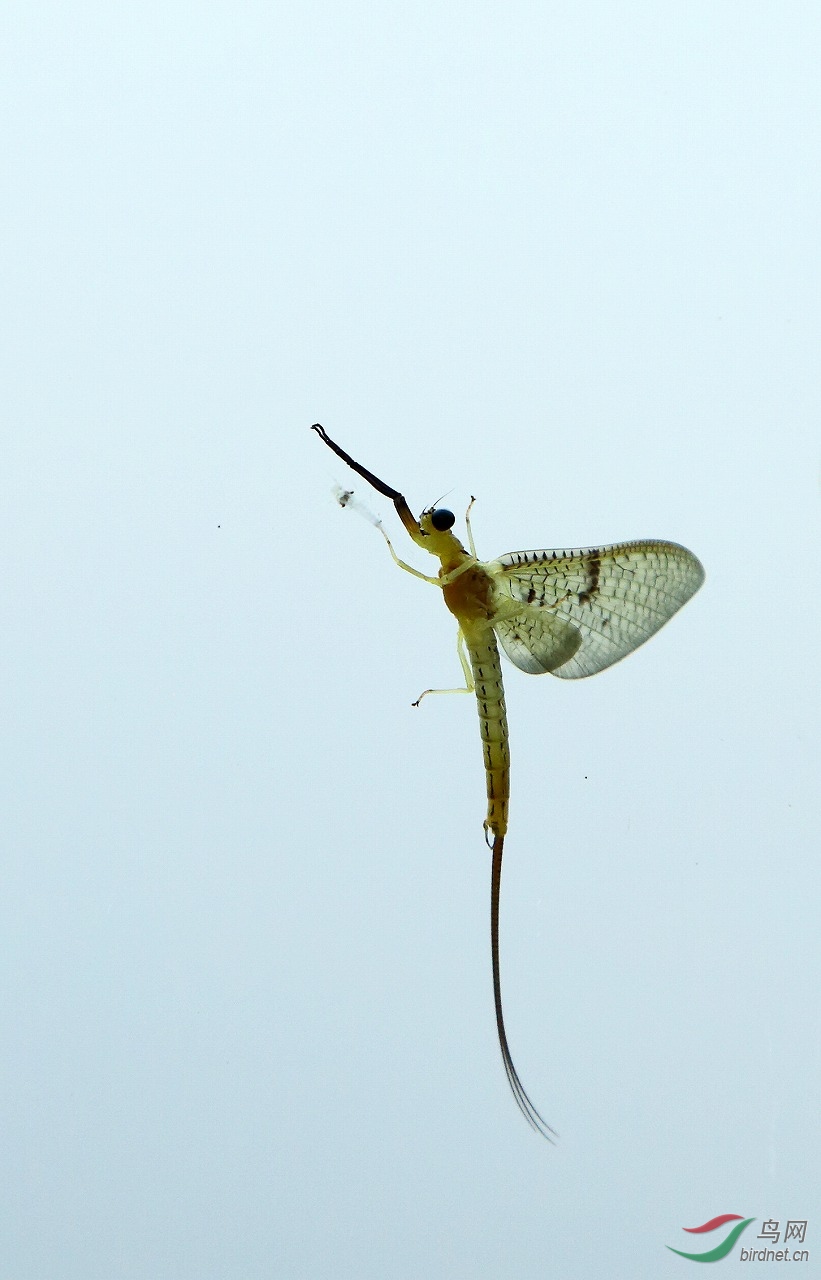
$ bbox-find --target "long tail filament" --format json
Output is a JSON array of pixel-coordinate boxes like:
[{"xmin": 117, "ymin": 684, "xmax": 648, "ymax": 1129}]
[{"xmin": 491, "ymin": 834, "xmax": 557, "ymax": 1142}]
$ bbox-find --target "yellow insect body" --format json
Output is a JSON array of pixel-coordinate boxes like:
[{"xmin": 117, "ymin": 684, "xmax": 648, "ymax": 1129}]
[
  {"xmin": 442, "ymin": 568, "xmax": 511, "ymax": 842},
  {"xmin": 312, "ymin": 424, "xmax": 703, "ymax": 1141}
]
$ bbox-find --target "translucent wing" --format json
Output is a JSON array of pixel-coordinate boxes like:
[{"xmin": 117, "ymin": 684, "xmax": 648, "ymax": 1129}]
[{"xmin": 487, "ymin": 540, "xmax": 704, "ymax": 679}]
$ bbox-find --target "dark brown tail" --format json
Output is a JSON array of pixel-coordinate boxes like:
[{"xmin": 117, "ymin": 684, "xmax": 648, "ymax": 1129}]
[{"xmin": 491, "ymin": 833, "xmax": 557, "ymax": 1142}]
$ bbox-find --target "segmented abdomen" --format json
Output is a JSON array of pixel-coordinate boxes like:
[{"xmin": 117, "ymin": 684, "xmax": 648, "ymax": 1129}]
[{"xmin": 465, "ymin": 627, "xmax": 510, "ymax": 839}]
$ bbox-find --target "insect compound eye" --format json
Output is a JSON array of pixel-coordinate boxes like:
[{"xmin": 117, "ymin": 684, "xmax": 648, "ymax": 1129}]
[{"xmin": 430, "ymin": 508, "xmax": 455, "ymax": 531}]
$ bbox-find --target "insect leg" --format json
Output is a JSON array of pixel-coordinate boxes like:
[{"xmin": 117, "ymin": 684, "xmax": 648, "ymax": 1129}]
[
  {"xmin": 464, "ymin": 496, "xmax": 478, "ymax": 558},
  {"xmin": 312, "ymin": 424, "xmax": 420, "ymax": 543},
  {"xmin": 412, "ymin": 629, "xmax": 475, "ymax": 706},
  {"xmin": 376, "ymin": 524, "xmax": 442, "ymax": 585}
]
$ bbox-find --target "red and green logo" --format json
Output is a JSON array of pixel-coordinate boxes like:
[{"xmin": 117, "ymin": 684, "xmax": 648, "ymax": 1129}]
[{"xmin": 666, "ymin": 1214, "xmax": 755, "ymax": 1262}]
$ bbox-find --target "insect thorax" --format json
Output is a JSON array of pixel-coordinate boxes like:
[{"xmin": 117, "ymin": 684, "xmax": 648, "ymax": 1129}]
[{"xmin": 442, "ymin": 562, "xmax": 494, "ymax": 626}]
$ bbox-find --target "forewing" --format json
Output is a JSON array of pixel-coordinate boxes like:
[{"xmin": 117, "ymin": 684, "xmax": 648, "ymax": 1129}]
[{"xmin": 488, "ymin": 540, "xmax": 704, "ymax": 679}]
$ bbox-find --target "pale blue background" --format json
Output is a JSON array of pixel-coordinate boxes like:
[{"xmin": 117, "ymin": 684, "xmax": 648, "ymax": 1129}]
[{"xmin": 2, "ymin": 2, "xmax": 819, "ymax": 1277}]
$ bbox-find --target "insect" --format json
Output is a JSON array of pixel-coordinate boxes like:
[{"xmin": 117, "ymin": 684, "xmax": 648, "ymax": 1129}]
[{"xmin": 311, "ymin": 423, "xmax": 704, "ymax": 1139}]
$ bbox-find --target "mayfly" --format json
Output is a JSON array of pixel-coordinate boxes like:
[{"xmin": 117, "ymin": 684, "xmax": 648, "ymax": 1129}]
[{"xmin": 312, "ymin": 423, "xmax": 704, "ymax": 1140}]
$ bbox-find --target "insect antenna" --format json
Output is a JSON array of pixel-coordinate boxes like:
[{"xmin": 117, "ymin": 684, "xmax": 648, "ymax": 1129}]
[{"xmin": 428, "ymin": 488, "xmax": 455, "ymax": 511}]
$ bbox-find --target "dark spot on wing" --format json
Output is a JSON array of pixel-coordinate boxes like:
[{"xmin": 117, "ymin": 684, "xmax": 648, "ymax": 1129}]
[{"xmin": 578, "ymin": 552, "xmax": 601, "ymax": 606}]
